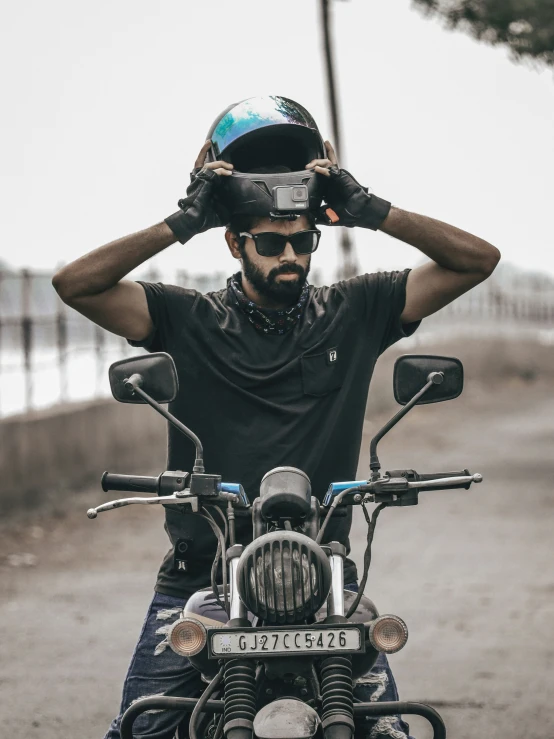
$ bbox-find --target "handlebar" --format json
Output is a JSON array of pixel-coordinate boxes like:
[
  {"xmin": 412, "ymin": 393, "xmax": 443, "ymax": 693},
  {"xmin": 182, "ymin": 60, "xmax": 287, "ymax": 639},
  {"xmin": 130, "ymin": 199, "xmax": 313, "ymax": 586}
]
[
  {"xmin": 101, "ymin": 470, "xmax": 189, "ymax": 496},
  {"xmin": 101, "ymin": 472, "xmax": 161, "ymax": 494},
  {"xmin": 100, "ymin": 470, "xmax": 248, "ymax": 506},
  {"xmin": 324, "ymin": 470, "xmax": 482, "ymax": 506},
  {"xmin": 89, "ymin": 470, "xmax": 250, "ymax": 519},
  {"xmin": 361, "ymin": 471, "xmax": 482, "ymax": 504},
  {"xmin": 96, "ymin": 468, "xmax": 480, "ymax": 520}
]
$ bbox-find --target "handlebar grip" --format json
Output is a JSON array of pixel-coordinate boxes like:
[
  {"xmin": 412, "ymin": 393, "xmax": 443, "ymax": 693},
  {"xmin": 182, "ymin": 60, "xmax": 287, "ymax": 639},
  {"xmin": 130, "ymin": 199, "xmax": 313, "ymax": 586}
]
[
  {"xmin": 417, "ymin": 470, "xmax": 471, "ymax": 491},
  {"xmin": 101, "ymin": 472, "xmax": 160, "ymax": 494}
]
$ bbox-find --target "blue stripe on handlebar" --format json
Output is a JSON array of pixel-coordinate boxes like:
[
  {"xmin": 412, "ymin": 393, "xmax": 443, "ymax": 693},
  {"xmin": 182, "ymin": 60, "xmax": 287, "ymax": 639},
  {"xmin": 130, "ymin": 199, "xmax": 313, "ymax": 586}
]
[
  {"xmin": 220, "ymin": 482, "xmax": 250, "ymax": 507},
  {"xmin": 323, "ymin": 481, "xmax": 368, "ymax": 506}
]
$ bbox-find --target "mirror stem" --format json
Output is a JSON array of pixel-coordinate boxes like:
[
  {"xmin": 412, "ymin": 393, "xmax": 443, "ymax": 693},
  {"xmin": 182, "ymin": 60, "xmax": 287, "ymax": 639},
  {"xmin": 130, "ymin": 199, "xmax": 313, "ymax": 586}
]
[
  {"xmin": 369, "ymin": 372, "xmax": 443, "ymax": 479},
  {"xmin": 126, "ymin": 377, "xmax": 205, "ymax": 473}
]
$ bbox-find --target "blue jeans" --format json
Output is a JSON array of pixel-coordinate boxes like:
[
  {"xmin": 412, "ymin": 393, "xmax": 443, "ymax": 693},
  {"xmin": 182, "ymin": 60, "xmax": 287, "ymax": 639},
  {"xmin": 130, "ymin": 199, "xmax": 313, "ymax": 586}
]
[{"xmin": 105, "ymin": 588, "xmax": 413, "ymax": 739}]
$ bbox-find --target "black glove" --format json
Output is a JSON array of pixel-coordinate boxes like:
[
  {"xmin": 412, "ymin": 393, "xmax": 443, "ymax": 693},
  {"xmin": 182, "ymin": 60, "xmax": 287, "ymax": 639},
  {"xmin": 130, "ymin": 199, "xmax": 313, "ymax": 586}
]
[
  {"xmin": 164, "ymin": 168, "xmax": 229, "ymax": 245},
  {"xmin": 317, "ymin": 167, "xmax": 391, "ymax": 231}
]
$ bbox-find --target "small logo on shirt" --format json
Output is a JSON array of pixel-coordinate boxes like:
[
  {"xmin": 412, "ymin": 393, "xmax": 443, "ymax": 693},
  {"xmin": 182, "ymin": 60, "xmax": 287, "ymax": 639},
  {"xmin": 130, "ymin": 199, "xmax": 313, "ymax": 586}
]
[{"xmin": 328, "ymin": 348, "xmax": 338, "ymax": 363}]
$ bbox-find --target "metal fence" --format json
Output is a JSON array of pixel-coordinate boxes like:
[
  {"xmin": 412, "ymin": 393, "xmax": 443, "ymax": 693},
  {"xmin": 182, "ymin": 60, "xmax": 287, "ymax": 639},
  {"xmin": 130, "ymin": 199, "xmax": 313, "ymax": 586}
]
[
  {"xmin": 0, "ymin": 264, "xmax": 552, "ymax": 417},
  {"xmin": 0, "ymin": 267, "xmax": 227, "ymax": 417}
]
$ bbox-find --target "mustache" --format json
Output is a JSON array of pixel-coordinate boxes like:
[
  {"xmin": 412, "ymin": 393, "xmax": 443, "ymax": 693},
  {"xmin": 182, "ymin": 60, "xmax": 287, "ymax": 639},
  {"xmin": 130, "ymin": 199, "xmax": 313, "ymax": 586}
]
[{"xmin": 267, "ymin": 263, "xmax": 305, "ymax": 282}]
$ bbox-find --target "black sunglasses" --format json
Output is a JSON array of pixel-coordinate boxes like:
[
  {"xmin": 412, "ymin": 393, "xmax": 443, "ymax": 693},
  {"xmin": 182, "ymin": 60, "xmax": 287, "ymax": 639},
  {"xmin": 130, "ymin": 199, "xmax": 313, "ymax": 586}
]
[{"xmin": 239, "ymin": 229, "xmax": 321, "ymax": 258}]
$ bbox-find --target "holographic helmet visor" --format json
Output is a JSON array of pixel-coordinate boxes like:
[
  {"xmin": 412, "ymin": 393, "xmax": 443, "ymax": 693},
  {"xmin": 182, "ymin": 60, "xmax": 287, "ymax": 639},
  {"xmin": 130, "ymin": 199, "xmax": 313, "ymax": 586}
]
[{"xmin": 209, "ymin": 96, "xmax": 323, "ymax": 160}]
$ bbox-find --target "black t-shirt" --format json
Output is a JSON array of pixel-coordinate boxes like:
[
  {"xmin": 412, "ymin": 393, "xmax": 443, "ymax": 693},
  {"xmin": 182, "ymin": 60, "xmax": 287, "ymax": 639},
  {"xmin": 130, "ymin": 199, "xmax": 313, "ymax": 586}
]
[{"xmin": 131, "ymin": 271, "xmax": 419, "ymax": 597}]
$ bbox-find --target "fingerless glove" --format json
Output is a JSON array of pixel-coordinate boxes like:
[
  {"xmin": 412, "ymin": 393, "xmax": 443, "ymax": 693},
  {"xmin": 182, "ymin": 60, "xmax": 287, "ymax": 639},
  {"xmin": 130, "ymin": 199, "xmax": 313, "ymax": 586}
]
[
  {"xmin": 165, "ymin": 168, "xmax": 228, "ymax": 244},
  {"xmin": 317, "ymin": 167, "xmax": 391, "ymax": 231}
]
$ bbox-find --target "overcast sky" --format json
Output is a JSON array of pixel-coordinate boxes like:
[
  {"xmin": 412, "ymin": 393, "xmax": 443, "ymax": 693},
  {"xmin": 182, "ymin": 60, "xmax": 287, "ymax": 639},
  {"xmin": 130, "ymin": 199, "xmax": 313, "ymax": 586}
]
[{"xmin": 3, "ymin": 0, "xmax": 553, "ymax": 283}]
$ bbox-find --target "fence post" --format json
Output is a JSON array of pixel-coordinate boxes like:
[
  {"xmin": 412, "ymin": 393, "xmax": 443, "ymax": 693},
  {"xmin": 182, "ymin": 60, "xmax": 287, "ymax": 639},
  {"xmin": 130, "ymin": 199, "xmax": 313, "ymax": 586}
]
[{"xmin": 21, "ymin": 269, "xmax": 33, "ymax": 411}]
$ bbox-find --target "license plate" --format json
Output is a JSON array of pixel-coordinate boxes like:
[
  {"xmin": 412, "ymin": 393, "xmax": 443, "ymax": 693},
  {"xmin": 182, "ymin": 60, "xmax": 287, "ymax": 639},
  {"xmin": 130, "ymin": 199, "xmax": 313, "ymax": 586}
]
[{"xmin": 208, "ymin": 624, "xmax": 364, "ymax": 658}]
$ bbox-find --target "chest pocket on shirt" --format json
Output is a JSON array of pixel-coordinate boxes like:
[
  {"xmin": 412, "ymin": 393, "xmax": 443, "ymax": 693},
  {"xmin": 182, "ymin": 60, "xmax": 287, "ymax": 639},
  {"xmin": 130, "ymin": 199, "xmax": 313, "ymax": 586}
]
[{"xmin": 301, "ymin": 346, "xmax": 344, "ymax": 397}]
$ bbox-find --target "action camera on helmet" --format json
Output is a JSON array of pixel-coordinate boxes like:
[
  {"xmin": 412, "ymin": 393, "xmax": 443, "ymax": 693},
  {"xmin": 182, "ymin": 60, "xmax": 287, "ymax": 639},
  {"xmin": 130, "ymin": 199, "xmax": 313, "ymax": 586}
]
[
  {"xmin": 275, "ymin": 183, "xmax": 309, "ymax": 211},
  {"xmin": 205, "ymin": 96, "xmax": 327, "ymax": 220},
  {"xmin": 219, "ymin": 169, "xmax": 321, "ymax": 220}
]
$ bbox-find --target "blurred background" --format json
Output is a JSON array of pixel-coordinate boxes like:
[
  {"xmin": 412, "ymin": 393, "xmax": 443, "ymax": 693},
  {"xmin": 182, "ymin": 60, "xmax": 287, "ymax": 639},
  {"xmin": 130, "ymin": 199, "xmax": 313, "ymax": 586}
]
[{"xmin": 0, "ymin": 1, "xmax": 553, "ymax": 738}]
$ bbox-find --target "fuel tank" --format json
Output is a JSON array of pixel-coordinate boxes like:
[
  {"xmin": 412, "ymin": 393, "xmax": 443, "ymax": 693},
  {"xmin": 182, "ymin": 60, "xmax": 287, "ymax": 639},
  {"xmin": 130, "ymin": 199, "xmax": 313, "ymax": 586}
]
[{"xmin": 184, "ymin": 586, "xmax": 229, "ymax": 627}]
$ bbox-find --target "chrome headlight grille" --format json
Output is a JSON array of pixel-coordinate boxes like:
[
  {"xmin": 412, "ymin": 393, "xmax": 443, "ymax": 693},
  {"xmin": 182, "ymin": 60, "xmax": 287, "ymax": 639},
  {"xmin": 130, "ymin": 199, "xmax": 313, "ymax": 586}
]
[{"xmin": 237, "ymin": 531, "xmax": 331, "ymax": 624}]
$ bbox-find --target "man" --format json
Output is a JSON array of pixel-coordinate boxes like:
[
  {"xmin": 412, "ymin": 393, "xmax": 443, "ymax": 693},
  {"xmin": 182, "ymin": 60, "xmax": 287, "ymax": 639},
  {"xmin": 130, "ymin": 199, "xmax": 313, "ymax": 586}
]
[{"xmin": 53, "ymin": 122, "xmax": 499, "ymax": 739}]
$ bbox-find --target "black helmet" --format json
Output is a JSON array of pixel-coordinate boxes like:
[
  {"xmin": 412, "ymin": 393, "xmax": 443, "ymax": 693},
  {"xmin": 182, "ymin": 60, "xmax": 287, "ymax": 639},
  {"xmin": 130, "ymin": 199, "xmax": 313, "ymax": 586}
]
[{"xmin": 206, "ymin": 96, "xmax": 327, "ymax": 220}]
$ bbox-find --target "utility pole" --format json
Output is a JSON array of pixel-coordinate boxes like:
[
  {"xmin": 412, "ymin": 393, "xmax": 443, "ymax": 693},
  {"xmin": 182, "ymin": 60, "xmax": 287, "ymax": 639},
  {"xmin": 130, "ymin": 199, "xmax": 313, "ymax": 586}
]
[{"xmin": 319, "ymin": 0, "xmax": 359, "ymax": 279}]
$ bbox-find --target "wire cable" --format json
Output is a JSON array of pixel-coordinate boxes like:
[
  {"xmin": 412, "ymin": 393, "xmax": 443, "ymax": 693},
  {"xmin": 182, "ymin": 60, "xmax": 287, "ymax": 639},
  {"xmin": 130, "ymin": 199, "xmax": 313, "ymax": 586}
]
[
  {"xmin": 205, "ymin": 504, "xmax": 228, "ymax": 548},
  {"xmin": 212, "ymin": 714, "xmax": 224, "ymax": 739},
  {"xmin": 316, "ymin": 486, "xmax": 360, "ymax": 545},
  {"xmin": 204, "ymin": 506, "xmax": 229, "ymax": 612},
  {"xmin": 189, "ymin": 666, "xmax": 224, "ymax": 739},
  {"xmin": 198, "ymin": 510, "xmax": 229, "ymax": 615},
  {"xmin": 345, "ymin": 502, "xmax": 388, "ymax": 618},
  {"xmin": 202, "ymin": 509, "xmax": 228, "ymax": 614}
]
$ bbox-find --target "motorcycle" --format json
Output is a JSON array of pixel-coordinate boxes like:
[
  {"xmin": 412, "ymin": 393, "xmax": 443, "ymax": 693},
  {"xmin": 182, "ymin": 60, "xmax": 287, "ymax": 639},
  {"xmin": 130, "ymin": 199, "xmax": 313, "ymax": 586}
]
[{"xmin": 88, "ymin": 351, "xmax": 482, "ymax": 739}]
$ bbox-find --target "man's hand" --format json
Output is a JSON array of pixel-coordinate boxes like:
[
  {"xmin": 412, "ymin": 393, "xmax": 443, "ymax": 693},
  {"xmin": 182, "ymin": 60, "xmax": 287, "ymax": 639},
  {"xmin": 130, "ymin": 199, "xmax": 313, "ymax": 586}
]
[
  {"xmin": 306, "ymin": 141, "xmax": 391, "ymax": 231},
  {"xmin": 193, "ymin": 139, "xmax": 233, "ymax": 177},
  {"xmin": 305, "ymin": 140, "xmax": 339, "ymax": 177},
  {"xmin": 53, "ymin": 142, "xmax": 237, "ymax": 344},
  {"xmin": 306, "ymin": 143, "xmax": 500, "ymax": 325},
  {"xmin": 165, "ymin": 141, "xmax": 233, "ymax": 244}
]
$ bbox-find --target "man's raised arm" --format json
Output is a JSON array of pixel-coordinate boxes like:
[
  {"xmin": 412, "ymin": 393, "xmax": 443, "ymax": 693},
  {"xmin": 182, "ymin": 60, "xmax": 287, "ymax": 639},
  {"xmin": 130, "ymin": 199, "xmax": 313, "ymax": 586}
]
[
  {"xmin": 52, "ymin": 141, "xmax": 232, "ymax": 341},
  {"xmin": 52, "ymin": 223, "xmax": 177, "ymax": 341},
  {"xmin": 380, "ymin": 209, "xmax": 500, "ymax": 324},
  {"xmin": 306, "ymin": 141, "xmax": 500, "ymax": 323}
]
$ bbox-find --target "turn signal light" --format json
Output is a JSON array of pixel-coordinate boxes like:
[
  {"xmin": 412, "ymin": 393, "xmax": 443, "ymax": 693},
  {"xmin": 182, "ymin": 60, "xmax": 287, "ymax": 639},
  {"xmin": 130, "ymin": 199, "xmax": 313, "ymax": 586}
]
[
  {"xmin": 368, "ymin": 615, "xmax": 408, "ymax": 654},
  {"xmin": 168, "ymin": 617, "xmax": 207, "ymax": 657}
]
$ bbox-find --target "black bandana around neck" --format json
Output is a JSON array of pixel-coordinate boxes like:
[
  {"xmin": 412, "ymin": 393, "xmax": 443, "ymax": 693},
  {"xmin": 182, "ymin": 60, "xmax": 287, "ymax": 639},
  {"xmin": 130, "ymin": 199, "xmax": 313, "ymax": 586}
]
[{"xmin": 228, "ymin": 272, "xmax": 310, "ymax": 335}]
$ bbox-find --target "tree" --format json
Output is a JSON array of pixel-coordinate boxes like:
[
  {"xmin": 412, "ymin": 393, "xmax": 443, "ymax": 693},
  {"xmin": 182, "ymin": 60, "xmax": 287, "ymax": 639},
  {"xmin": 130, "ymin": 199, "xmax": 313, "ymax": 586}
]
[{"xmin": 412, "ymin": 0, "xmax": 554, "ymax": 67}]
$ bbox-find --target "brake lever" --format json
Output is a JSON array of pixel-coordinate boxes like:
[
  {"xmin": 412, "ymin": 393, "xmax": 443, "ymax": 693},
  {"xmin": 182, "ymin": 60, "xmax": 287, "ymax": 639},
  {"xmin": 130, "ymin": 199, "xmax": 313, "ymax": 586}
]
[
  {"xmin": 408, "ymin": 473, "xmax": 483, "ymax": 488},
  {"xmin": 87, "ymin": 484, "xmax": 252, "ymax": 519},
  {"xmin": 359, "ymin": 473, "xmax": 483, "ymax": 506},
  {"xmin": 87, "ymin": 491, "xmax": 200, "ymax": 518}
]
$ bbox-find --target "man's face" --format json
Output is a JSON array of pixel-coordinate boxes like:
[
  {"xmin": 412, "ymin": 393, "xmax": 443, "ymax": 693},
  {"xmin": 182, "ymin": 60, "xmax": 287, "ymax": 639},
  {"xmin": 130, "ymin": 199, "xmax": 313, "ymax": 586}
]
[{"xmin": 235, "ymin": 215, "xmax": 313, "ymax": 304}]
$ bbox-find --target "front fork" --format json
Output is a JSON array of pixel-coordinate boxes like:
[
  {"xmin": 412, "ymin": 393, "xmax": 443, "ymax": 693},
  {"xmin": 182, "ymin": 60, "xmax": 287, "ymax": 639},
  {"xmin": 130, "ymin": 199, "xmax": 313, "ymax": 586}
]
[
  {"xmin": 326, "ymin": 541, "xmax": 346, "ymax": 618},
  {"xmin": 322, "ymin": 542, "xmax": 354, "ymax": 739},
  {"xmin": 224, "ymin": 545, "xmax": 256, "ymax": 739},
  {"xmin": 226, "ymin": 544, "xmax": 247, "ymax": 622}
]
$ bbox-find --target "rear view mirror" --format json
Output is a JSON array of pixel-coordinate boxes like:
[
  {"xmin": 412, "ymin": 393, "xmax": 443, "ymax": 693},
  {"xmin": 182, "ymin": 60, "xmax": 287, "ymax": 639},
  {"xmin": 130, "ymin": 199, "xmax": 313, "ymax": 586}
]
[
  {"xmin": 109, "ymin": 352, "xmax": 178, "ymax": 404},
  {"xmin": 394, "ymin": 355, "xmax": 463, "ymax": 406}
]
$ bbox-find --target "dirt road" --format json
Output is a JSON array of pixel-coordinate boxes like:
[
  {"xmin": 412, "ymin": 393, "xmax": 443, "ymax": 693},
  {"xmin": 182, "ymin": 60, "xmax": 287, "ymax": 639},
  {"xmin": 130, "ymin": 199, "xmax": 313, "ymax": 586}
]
[{"xmin": 1, "ymin": 380, "xmax": 553, "ymax": 739}]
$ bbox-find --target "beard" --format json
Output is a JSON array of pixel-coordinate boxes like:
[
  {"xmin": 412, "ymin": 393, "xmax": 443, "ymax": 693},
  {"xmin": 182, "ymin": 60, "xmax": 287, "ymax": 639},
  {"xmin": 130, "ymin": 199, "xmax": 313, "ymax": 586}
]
[{"xmin": 241, "ymin": 251, "xmax": 311, "ymax": 305}]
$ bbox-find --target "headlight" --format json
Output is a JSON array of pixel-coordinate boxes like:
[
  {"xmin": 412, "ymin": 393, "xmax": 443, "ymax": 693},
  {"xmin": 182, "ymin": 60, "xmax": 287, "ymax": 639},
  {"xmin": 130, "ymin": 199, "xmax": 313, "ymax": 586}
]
[
  {"xmin": 237, "ymin": 531, "xmax": 331, "ymax": 624},
  {"xmin": 368, "ymin": 615, "xmax": 408, "ymax": 654}
]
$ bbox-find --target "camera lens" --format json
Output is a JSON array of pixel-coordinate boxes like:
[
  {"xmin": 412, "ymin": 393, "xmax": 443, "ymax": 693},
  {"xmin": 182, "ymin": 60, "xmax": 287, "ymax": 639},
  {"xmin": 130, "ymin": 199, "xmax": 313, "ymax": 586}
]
[{"xmin": 292, "ymin": 187, "xmax": 307, "ymax": 202}]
